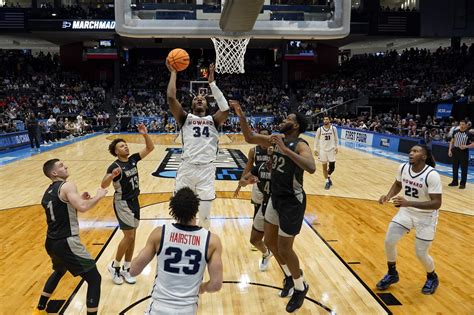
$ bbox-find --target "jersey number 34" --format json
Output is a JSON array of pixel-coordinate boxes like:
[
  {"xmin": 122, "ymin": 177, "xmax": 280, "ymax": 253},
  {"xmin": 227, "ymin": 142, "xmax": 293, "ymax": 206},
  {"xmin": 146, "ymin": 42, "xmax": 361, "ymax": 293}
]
[{"xmin": 193, "ymin": 126, "xmax": 210, "ymax": 138}]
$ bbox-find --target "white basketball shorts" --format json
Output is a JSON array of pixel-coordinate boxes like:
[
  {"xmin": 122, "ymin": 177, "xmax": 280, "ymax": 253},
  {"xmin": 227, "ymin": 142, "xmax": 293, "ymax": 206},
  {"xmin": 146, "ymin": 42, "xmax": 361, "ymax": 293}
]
[{"xmin": 175, "ymin": 161, "xmax": 216, "ymax": 201}]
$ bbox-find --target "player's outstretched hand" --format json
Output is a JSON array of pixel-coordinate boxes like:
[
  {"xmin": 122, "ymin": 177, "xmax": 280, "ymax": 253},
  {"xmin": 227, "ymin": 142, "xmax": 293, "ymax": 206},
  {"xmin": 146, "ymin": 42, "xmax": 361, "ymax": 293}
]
[
  {"xmin": 229, "ymin": 100, "xmax": 243, "ymax": 117},
  {"xmin": 165, "ymin": 59, "xmax": 177, "ymax": 74},
  {"xmin": 378, "ymin": 195, "xmax": 388, "ymax": 204},
  {"xmin": 335, "ymin": 147, "xmax": 339, "ymax": 154},
  {"xmin": 96, "ymin": 187, "xmax": 108, "ymax": 198},
  {"xmin": 112, "ymin": 167, "xmax": 121, "ymax": 178},
  {"xmin": 137, "ymin": 123, "xmax": 148, "ymax": 134},
  {"xmin": 208, "ymin": 63, "xmax": 215, "ymax": 83},
  {"xmin": 81, "ymin": 192, "xmax": 91, "ymax": 200}
]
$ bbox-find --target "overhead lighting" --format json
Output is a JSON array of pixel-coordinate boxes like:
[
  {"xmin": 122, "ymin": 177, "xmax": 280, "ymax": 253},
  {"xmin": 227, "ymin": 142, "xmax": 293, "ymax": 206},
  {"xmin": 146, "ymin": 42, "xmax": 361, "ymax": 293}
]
[{"xmin": 51, "ymin": 13, "xmax": 56, "ymax": 17}]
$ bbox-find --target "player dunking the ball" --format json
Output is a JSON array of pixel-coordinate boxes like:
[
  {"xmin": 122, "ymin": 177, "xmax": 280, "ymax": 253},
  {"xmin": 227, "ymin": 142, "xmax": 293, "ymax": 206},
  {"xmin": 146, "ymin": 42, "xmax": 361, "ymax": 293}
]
[
  {"xmin": 166, "ymin": 62, "xmax": 229, "ymax": 229},
  {"xmin": 102, "ymin": 123, "xmax": 154, "ymax": 285},
  {"xmin": 232, "ymin": 101, "xmax": 316, "ymax": 313},
  {"xmin": 131, "ymin": 187, "xmax": 223, "ymax": 315},
  {"xmin": 33, "ymin": 159, "xmax": 107, "ymax": 315},
  {"xmin": 377, "ymin": 144, "xmax": 442, "ymax": 294}
]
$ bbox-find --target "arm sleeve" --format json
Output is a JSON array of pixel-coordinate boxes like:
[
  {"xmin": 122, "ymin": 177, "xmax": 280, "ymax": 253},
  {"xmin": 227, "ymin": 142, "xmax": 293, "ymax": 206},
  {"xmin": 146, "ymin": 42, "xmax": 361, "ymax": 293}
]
[
  {"xmin": 427, "ymin": 171, "xmax": 442, "ymax": 194},
  {"xmin": 209, "ymin": 81, "xmax": 229, "ymax": 111}
]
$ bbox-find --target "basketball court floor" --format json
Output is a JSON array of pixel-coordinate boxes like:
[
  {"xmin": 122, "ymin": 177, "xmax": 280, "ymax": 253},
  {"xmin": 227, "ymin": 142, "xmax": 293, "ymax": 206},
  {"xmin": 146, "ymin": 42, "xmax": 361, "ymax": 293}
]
[{"xmin": 0, "ymin": 133, "xmax": 472, "ymax": 314}]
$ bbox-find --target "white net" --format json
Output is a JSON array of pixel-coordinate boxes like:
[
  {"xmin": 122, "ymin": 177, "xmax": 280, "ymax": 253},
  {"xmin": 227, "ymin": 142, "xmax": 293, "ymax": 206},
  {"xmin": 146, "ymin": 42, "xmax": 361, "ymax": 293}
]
[{"xmin": 211, "ymin": 37, "xmax": 251, "ymax": 74}]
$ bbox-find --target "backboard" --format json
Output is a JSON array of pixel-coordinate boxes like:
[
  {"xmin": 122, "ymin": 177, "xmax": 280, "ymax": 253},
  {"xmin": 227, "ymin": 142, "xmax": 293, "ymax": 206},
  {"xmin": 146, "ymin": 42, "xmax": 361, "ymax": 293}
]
[{"xmin": 115, "ymin": 0, "xmax": 351, "ymax": 40}]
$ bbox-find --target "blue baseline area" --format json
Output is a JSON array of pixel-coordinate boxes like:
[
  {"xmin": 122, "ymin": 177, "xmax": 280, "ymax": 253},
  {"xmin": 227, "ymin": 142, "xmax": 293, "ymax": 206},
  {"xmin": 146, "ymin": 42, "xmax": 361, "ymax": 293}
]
[
  {"xmin": 304, "ymin": 131, "xmax": 474, "ymax": 184},
  {"xmin": 0, "ymin": 133, "xmax": 101, "ymax": 167}
]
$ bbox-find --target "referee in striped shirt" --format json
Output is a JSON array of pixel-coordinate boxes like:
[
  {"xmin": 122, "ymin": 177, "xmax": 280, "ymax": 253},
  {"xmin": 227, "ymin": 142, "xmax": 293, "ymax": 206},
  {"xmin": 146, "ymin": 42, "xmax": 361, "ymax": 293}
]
[{"xmin": 448, "ymin": 120, "xmax": 474, "ymax": 189}]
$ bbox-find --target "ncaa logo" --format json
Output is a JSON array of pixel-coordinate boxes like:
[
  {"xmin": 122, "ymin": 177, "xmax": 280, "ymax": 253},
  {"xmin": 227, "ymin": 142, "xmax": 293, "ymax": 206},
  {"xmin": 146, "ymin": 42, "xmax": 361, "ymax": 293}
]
[{"xmin": 62, "ymin": 21, "xmax": 72, "ymax": 29}]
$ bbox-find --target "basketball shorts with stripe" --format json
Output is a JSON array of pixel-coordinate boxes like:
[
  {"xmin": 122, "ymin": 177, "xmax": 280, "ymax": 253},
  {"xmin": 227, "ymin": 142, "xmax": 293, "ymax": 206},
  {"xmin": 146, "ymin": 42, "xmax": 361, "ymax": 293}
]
[
  {"xmin": 45, "ymin": 236, "xmax": 96, "ymax": 276},
  {"xmin": 391, "ymin": 208, "xmax": 439, "ymax": 241},
  {"xmin": 265, "ymin": 193, "xmax": 306, "ymax": 237},
  {"xmin": 114, "ymin": 196, "xmax": 140, "ymax": 230}
]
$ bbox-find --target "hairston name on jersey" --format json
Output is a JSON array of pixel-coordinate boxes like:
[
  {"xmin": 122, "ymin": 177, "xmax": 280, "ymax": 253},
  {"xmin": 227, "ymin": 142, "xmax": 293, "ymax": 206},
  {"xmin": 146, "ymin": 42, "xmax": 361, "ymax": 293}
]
[{"xmin": 152, "ymin": 148, "xmax": 248, "ymax": 180}]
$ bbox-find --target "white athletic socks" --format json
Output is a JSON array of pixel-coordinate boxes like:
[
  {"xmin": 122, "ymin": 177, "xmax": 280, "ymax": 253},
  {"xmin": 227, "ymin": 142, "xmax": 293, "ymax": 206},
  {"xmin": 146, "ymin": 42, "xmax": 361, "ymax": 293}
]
[
  {"xmin": 293, "ymin": 275, "xmax": 305, "ymax": 291},
  {"xmin": 281, "ymin": 264, "xmax": 291, "ymax": 277},
  {"xmin": 112, "ymin": 260, "xmax": 121, "ymax": 268}
]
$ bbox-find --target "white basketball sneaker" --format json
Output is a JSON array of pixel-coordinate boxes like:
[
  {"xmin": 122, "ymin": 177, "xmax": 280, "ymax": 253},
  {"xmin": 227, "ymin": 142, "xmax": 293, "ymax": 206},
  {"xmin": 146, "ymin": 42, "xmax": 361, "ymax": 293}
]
[
  {"xmin": 120, "ymin": 267, "xmax": 137, "ymax": 284},
  {"xmin": 108, "ymin": 263, "xmax": 124, "ymax": 285},
  {"xmin": 259, "ymin": 250, "xmax": 273, "ymax": 271}
]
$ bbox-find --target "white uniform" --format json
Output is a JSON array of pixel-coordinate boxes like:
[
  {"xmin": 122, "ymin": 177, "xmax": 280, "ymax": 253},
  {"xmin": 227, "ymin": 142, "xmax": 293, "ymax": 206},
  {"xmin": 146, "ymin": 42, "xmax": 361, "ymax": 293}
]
[
  {"xmin": 314, "ymin": 125, "xmax": 338, "ymax": 163},
  {"xmin": 147, "ymin": 223, "xmax": 210, "ymax": 315},
  {"xmin": 175, "ymin": 113, "xmax": 219, "ymax": 200},
  {"xmin": 392, "ymin": 163, "xmax": 442, "ymax": 241}
]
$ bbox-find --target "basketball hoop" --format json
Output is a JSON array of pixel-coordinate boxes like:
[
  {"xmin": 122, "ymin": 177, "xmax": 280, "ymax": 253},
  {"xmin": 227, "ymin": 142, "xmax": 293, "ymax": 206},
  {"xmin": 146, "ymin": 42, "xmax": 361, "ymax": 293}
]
[{"xmin": 211, "ymin": 36, "xmax": 251, "ymax": 74}]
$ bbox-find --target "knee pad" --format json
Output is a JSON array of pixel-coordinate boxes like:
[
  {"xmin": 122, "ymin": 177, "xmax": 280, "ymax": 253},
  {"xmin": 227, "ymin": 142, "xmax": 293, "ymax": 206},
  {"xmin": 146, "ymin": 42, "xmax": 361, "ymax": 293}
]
[{"xmin": 328, "ymin": 162, "xmax": 335, "ymax": 175}]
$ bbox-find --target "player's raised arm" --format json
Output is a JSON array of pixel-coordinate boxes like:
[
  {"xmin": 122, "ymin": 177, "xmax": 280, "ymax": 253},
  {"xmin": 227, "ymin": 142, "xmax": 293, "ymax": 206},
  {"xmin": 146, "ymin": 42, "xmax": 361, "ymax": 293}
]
[
  {"xmin": 137, "ymin": 123, "xmax": 155, "ymax": 159},
  {"xmin": 61, "ymin": 182, "xmax": 107, "ymax": 212},
  {"xmin": 200, "ymin": 233, "xmax": 223, "ymax": 294},
  {"xmin": 230, "ymin": 100, "xmax": 271, "ymax": 147},
  {"xmin": 130, "ymin": 226, "xmax": 163, "ymax": 277},
  {"xmin": 208, "ymin": 63, "xmax": 229, "ymax": 126},
  {"xmin": 166, "ymin": 60, "xmax": 187, "ymax": 126}
]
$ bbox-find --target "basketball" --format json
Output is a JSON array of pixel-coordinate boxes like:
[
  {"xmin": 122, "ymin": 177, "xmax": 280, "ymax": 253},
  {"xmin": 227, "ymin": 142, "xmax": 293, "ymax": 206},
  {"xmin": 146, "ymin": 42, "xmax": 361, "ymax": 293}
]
[{"xmin": 167, "ymin": 48, "xmax": 190, "ymax": 72}]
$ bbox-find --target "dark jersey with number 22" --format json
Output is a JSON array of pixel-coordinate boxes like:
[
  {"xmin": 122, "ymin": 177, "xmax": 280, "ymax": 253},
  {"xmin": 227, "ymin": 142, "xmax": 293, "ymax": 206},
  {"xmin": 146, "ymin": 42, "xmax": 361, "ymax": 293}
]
[
  {"xmin": 107, "ymin": 152, "xmax": 142, "ymax": 200},
  {"xmin": 271, "ymin": 138, "xmax": 307, "ymax": 197}
]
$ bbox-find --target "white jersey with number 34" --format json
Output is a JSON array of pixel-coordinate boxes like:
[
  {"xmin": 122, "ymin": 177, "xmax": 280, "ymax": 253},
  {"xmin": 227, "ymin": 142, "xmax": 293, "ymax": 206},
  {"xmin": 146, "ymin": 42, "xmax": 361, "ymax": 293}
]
[
  {"xmin": 396, "ymin": 163, "xmax": 442, "ymax": 213},
  {"xmin": 181, "ymin": 113, "xmax": 219, "ymax": 164}
]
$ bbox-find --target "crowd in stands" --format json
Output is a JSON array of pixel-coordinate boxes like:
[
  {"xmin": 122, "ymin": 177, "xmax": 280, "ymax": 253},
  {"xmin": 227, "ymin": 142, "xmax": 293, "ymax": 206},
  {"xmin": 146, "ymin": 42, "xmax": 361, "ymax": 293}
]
[
  {"xmin": 1, "ymin": 44, "xmax": 473, "ymax": 145},
  {"xmin": 329, "ymin": 112, "xmax": 473, "ymax": 144},
  {"xmin": 0, "ymin": 50, "xmax": 110, "ymax": 141}
]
